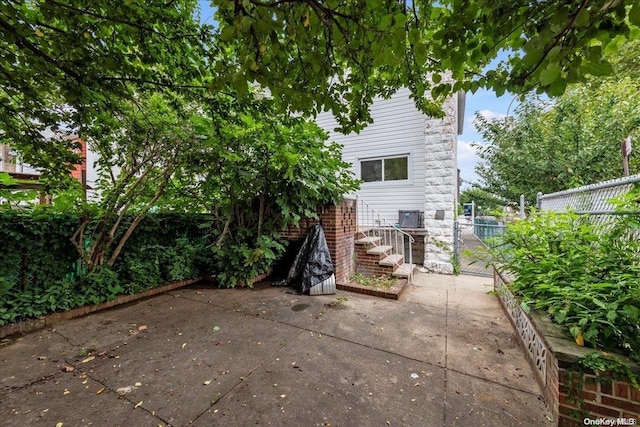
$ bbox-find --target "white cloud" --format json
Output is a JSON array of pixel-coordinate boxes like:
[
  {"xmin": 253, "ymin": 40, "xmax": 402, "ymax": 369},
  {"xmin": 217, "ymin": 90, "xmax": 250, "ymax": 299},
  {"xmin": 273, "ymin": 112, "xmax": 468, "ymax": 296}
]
[
  {"xmin": 477, "ymin": 109, "xmax": 508, "ymax": 121},
  {"xmin": 457, "ymin": 139, "xmax": 483, "ymax": 188},
  {"xmin": 464, "ymin": 109, "xmax": 508, "ymax": 135},
  {"xmin": 457, "ymin": 139, "xmax": 479, "ymax": 162}
]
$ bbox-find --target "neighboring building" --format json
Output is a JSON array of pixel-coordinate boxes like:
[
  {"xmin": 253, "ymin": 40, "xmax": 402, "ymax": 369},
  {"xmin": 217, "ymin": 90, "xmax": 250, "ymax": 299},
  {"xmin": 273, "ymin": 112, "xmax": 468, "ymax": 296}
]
[
  {"xmin": 0, "ymin": 134, "xmax": 88, "ymax": 200},
  {"xmin": 316, "ymin": 87, "xmax": 465, "ymax": 274},
  {"xmin": 0, "ymin": 144, "xmax": 39, "ymax": 174}
]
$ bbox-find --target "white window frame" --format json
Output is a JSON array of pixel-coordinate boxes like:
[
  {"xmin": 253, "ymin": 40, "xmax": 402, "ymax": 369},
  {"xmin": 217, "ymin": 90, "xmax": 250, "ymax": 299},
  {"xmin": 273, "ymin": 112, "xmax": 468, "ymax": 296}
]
[{"xmin": 358, "ymin": 153, "xmax": 412, "ymax": 187}]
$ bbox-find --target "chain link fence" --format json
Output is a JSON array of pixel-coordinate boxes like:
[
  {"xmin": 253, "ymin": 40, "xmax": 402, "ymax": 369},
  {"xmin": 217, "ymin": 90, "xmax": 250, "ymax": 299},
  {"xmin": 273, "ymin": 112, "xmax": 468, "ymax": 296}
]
[
  {"xmin": 537, "ymin": 174, "xmax": 640, "ymax": 236},
  {"xmin": 454, "ymin": 218, "xmax": 504, "ymax": 277},
  {"xmin": 537, "ymin": 174, "xmax": 640, "ymax": 215}
]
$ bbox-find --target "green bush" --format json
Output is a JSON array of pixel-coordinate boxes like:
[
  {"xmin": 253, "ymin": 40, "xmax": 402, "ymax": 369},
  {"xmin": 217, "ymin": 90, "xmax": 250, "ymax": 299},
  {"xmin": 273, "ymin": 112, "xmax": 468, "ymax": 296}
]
[
  {"xmin": 0, "ymin": 212, "xmax": 214, "ymax": 326},
  {"xmin": 493, "ymin": 190, "xmax": 640, "ymax": 362}
]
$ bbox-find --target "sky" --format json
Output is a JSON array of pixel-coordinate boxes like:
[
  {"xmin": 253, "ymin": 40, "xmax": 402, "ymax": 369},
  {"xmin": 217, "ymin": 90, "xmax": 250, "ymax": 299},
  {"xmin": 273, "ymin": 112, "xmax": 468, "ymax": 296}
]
[{"xmin": 457, "ymin": 89, "xmax": 515, "ymax": 190}]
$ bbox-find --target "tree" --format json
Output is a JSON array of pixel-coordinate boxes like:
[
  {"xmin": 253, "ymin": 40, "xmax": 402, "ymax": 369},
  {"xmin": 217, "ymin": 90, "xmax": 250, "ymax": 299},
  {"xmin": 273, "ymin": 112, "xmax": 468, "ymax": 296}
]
[
  {"xmin": 159, "ymin": 97, "xmax": 360, "ymax": 287},
  {"xmin": 459, "ymin": 188, "xmax": 505, "ymax": 216},
  {"xmin": 68, "ymin": 93, "xmax": 201, "ymax": 272},
  {"xmin": 0, "ymin": 0, "xmax": 209, "ymax": 182},
  {"xmin": 213, "ymin": 0, "xmax": 640, "ymax": 130},
  {"xmin": 2, "ymin": 0, "xmax": 639, "ymax": 182},
  {"xmin": 474, "ymin": 52, "xmax": 640, "ymax": 203}
]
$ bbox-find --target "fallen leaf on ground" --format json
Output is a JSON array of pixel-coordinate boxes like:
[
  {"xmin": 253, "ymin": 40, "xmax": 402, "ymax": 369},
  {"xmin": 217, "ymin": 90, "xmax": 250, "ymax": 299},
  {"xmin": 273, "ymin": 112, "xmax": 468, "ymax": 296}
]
[
  {"xmin": 56, "ymin": 423, "xmax": 63, "ymax": 427},
  {"xmin": 280, "ymin": 394, "xmax": 286, "ymax": 398},
  {"xmin": 134, "ymin": 401, "xmax": 143, "ymax": 409},
  {"xmin": 414, "ymin": 383, "xmax": 420, "ymax": 387},
  {"xmin": 63, "ymin": 389, "xmax": 70, "ymax": 395},
  {"xmin": 203, "ymin": 380, "xmax": 211, "ymax": 385},
  {"xmin": 81, "ymin": 356, "xmax": 95, "ymax": 364},
  {"xmin": 63, "ymin": 366, "xmax": 74, "ymax": 372},
  {"xmin": 96, "ymin": 387, "xmax": 105, "ymax": 394},
  {"xmin": 116, "ymin": 386, "xmax": 135, "ymax": 395},
  {"xmin": 138, "ymin": 325, "xmax": 147, "ymax": 331},
  {"xmin": 181, "ymin": 343, "xmax": 187, "ymax": 349},
  {"xmin": 213, "ymin": 326, "xmax": 220, "ymax": 332},
  {"xmin": 135, "ymin": 382, "xmax": 142, "ymax": 387}
]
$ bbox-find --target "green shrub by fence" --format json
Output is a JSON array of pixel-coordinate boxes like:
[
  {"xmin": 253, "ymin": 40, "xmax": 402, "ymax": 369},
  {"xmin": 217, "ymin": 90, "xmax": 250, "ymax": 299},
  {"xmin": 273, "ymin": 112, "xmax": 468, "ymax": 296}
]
[{"xmin": 0, "ymin": 211, "xmax": 214, "ymax": 326}]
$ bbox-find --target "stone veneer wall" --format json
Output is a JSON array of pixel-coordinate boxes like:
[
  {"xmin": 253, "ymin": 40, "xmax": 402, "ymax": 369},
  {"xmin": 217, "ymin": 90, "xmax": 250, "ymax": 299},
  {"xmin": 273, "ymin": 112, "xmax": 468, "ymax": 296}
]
[
  {"xmin": 495, "ymin": 271, "xmax": 640, "ymax": 426},
  {"xmin": 423, "ymin": 95, "xmax": 458, "ymax": 274},
  {"xmin": 280, "ymin": 199, "xmax": 356, "ymax": 285}
]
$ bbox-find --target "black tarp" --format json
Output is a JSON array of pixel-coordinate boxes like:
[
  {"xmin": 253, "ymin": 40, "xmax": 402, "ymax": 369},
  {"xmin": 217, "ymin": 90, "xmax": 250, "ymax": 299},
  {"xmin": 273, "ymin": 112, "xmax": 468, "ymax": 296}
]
[{"xmin": 275, "ymin": 224, "xmax": 334, "ymax": 294}]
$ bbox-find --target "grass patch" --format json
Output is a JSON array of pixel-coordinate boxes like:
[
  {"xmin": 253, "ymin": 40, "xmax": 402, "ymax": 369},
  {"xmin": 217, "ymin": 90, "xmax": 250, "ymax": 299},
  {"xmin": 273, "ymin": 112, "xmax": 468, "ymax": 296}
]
[{"xmin": 349, "ymin": 273, "xmax": 396, "ymax": 290}]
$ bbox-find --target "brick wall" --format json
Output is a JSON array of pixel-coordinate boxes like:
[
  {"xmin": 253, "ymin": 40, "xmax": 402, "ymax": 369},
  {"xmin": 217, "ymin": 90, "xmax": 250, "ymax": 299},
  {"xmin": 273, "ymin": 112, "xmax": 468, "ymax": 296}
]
[
  {"xmin": 354, "ymin": 243, "xmax": 395, "ymax": 277},
  {"xmin": 556, "ymin": 360, "xmax": 640, "ymax": 426},
  {"xmin": 496, "ymin": 271, "xmax": 640, "ymax": 426},
  {"xmin": 280, "ymin": 199, "xmax": 356, "ymax": 285}
]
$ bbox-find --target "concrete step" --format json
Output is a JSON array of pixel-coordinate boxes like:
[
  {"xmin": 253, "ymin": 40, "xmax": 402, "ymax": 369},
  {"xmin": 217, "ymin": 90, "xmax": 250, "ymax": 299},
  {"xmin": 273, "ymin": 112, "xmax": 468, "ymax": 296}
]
[
  {"xmin": 355, "ymin": 236, "xmax": 382, "ymax": 245},
  {"xmin": 366, "ymin": 245, "xmax": 393, "ymax": 256},
  {"xmin": 392, "ymin": 263, "xmax": 416, "ymax": 278},
  {"xmin": 357, "ymin": 226, "xmax": 375, "ymax": 235},
  {"xmin": 379, "ymin": 253, "xmax": 404, "ymax": 266}
]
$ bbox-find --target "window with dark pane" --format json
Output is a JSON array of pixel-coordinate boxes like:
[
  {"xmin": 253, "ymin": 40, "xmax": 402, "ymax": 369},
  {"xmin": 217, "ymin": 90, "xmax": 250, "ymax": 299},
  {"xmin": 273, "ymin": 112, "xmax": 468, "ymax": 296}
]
[
  {"xmin": 361, "ymin": 159, "xmax": 382, "ymax": 182},
  {"xmin": 384, "ymin": 157, "xmax": 408, "ymax": 181}
]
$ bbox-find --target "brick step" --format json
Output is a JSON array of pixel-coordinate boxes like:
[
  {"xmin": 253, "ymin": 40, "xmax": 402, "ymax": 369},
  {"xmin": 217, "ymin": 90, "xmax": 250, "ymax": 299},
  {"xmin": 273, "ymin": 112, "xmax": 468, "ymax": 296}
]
[
  {"xmin": 392, "ymin": 263, "xmax": 416, "ymax": 278},
  {"xmin": 379, "ymin": 253, "xmax": 404, "ymax": 267},
  {"xmin": 355, "ymin": 236, "xmax": 382, "ymax": 245},
  {"xmin": 366, "ymin": 245, "xmax": 393, "ymax": 256}
]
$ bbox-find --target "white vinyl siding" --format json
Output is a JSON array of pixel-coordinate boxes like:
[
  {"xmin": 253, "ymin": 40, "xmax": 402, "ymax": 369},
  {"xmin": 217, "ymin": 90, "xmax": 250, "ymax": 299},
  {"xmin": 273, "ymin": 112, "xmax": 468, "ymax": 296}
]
[{"xmin": 316, "ymin": 87, "xmax": 426, "ymax": 223}]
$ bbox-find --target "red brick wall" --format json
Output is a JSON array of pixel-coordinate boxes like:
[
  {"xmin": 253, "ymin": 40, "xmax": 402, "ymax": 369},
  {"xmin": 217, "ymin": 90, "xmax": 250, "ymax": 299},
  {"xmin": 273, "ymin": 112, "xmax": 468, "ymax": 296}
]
[
  {"xmin": 556, "ymin": 359, "xmax": 640, "ymax": 427},
  {"xmin": 280, "ymin": 199, "xmax": 356, "ymax": 285},
  {"xmin": 495, "ymin": 271, "xmax": 639, "ymax": 426},
  {"xmin": 320, "ymin": 200, "xmax": 356, "ymax": 285},
  {"xmin": 354, "ymin": 244, "xmax": 395, "ymax": 277},
  {"xmin": 70, "ymin": 138, "xmax": 86, "ymax": 182}
]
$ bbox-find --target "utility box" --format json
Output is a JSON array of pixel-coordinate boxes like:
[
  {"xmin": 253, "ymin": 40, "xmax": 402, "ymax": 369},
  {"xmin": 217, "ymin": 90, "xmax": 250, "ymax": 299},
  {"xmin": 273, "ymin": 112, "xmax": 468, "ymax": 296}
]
[{"xmin": 398, "ymin": 210, "xmax": 421, "ymax": 228}]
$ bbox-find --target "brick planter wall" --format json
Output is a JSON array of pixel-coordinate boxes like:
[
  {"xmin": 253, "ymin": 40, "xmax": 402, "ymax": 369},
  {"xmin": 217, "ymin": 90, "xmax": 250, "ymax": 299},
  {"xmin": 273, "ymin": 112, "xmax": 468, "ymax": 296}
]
[
  {"xmin": 494, "ymin": 270, "xmax": 640, "ymax": 426},
  {"xmin": 280, "ymin": 199, "xmax": 356, "ymax": 285}
]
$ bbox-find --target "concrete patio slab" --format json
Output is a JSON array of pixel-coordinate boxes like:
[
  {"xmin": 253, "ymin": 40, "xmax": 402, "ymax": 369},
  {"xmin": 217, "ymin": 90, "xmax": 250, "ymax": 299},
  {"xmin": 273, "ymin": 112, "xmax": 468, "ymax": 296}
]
[
  {"xmin": 195, "ymin": 332, "xmax": 445, "ymax": 426},
  {"xmin": 0, "ymin": 271, "xmax": 552, "ymax": 426},
  {"xmin": 446, "ymin": 370, "xmax": 550, "ymax": 426}
]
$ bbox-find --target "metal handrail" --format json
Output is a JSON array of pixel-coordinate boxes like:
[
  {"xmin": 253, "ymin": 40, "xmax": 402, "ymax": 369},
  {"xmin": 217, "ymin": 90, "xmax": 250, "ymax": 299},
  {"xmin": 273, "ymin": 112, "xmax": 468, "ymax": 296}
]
[{"xmin": 354, "ymin": 196, "xmax": 414, "ymax": 280}]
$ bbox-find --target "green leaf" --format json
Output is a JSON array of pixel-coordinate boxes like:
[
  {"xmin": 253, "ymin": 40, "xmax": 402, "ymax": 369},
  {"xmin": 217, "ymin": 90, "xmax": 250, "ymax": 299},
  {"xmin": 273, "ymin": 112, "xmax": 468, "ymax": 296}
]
[
  {"xmin": 629, "ymin": 3, "xmax": 640, "ymax": 26},
  {"xmin": 581, "ymin": 60, "xmax": 613, "ymax": 77},
  {"xmin": 539, "ymin": 63, "xmax": 561, "ymax": 86}
]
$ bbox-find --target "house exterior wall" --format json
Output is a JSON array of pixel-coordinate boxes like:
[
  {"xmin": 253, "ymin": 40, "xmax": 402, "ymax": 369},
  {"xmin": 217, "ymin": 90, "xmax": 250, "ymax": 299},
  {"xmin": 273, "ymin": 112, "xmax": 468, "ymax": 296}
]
[
  {"xmin": 316, "ymin": 87, "xmax": 426, "ymax": 224},
  {"xmin": 316, "ymin": 87, "xmax": 459, "ymax": 273}
]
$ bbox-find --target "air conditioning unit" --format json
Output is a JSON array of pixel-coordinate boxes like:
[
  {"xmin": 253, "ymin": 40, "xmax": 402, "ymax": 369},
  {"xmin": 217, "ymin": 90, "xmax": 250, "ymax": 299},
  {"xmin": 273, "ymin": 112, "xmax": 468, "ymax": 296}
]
[{"xmin": 398, "ymin": 210, "xmax": 421, "ymax": 228}]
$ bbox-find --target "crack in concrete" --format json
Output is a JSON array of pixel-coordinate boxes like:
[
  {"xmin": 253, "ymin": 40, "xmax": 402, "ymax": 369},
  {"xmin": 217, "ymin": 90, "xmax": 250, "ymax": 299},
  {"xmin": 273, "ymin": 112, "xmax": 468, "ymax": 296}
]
[
  {"xmin": 190, "ymin": 331, "xmax": 299, "ymax": 425},
  {"xmin": 443, "ymin": 287, "xmax": 449, "ymax": 426}
]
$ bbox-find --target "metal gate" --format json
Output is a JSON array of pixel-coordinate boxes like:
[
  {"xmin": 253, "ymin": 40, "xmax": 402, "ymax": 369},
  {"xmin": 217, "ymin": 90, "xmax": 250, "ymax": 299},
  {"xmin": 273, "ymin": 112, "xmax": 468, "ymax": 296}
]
[{"xmin": 453, "ymin": 219, "xmax": 505, "ymax": 277}]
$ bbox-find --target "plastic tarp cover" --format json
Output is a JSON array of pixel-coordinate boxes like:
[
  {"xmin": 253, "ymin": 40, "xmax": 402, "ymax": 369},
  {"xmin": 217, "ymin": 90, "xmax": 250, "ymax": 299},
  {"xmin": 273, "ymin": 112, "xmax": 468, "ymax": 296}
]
[{"xmin": 284, "ymin": 224, "xmax": 334, "ymax": 294}]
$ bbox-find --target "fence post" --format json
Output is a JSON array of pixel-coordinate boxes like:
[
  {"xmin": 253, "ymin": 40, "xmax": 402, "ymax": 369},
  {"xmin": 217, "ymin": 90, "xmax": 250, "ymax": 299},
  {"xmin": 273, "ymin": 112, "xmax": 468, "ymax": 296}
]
[
  {"xmin": 520, "ymin": 195, "xmax": 525, "ymax": 219},
  {"xmin": 536, "ymin": 192, "xmax": 542, "ymax": 209}
]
